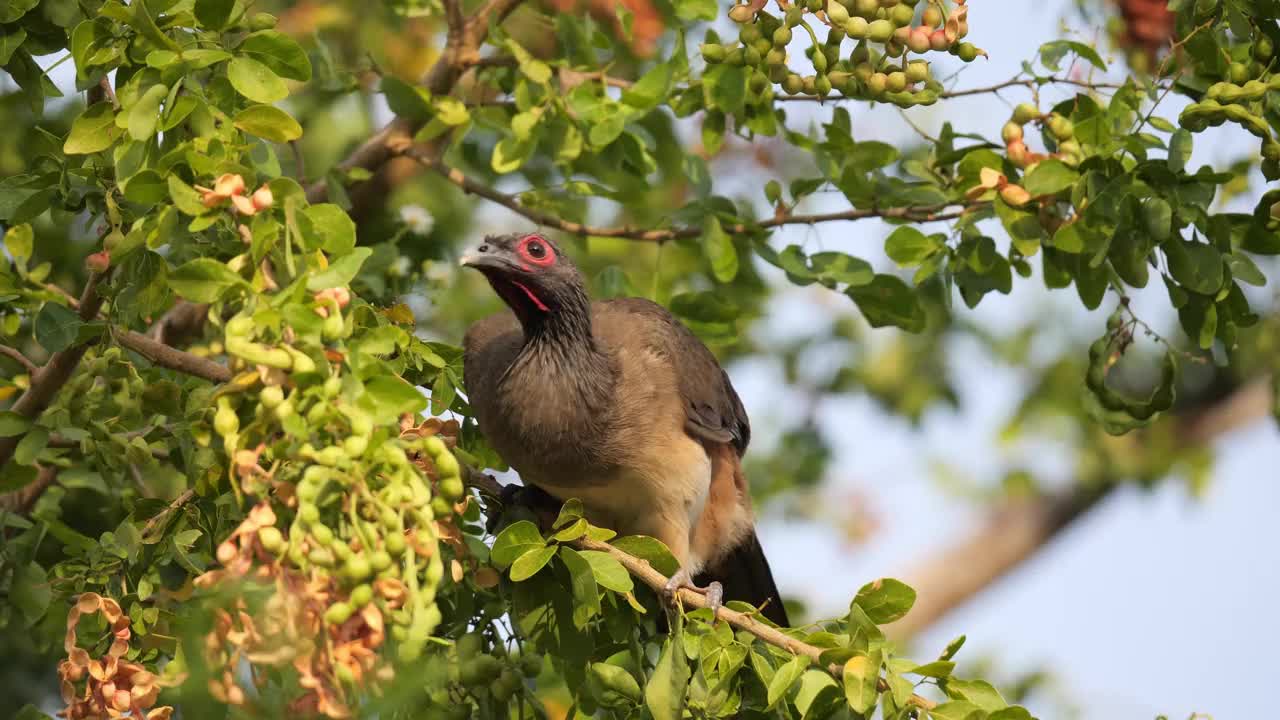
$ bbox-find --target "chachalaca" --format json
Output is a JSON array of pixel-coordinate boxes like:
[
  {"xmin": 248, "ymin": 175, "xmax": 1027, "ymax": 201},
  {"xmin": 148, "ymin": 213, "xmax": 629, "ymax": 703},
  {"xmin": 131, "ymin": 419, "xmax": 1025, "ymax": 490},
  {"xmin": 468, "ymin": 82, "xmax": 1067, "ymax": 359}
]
[{"xmin": 461, "ymin": 233, "xmax": 789, "ymax": 626}]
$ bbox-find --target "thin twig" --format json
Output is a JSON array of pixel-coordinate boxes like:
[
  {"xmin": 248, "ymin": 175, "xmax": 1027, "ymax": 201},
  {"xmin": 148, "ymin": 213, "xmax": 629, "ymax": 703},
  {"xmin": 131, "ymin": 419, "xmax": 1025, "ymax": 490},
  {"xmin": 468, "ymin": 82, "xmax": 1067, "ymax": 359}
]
[
  {"xmin": 0, "ymin": 345, "xmax": 38, "ymax": 374},
  {"xmin": 464, "ymin": 469, "xmax": 936, "ymax": 711},
  {"xmin": 0, "ymin": 272, "xmax": 105, "ymax": 469},
  {"xmin": 406, "ymin": 148, "xmax": 981, "ymax": 242},
  {"xmin": 116, "ymin": 328, "xmax": 232, "ymax": 383},
  {"xmin": 142, "ymin": 488, "xmax": 197, "ymax": 538}
]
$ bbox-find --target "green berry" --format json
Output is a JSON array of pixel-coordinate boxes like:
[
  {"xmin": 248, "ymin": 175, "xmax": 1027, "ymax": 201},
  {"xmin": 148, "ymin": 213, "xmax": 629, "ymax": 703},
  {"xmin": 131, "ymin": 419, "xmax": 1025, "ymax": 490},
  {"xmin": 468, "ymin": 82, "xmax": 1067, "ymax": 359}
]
[
  {"xmin": 867, "ymin": 19, "xmax": 894, "ymax": 42},
  {"xmin": 1012, "ymin": 102, "xmax": 1039, "ymax": 124}
]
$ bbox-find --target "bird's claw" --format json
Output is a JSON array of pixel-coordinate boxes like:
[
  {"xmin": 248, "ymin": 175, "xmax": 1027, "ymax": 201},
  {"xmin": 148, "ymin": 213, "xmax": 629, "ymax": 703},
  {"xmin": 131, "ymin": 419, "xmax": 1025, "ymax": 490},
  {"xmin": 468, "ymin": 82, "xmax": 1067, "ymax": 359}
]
[{"xmin": 663, "ymin": 568, "xmax": 724, "ymax": 619}]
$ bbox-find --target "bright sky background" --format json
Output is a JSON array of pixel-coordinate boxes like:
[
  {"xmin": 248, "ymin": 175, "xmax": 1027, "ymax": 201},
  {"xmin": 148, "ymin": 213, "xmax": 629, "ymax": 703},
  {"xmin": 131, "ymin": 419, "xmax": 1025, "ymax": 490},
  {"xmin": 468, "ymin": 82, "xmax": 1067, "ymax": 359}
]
[{"xmin": 732, "ymin": 3, "xmax": 1280, "ymax": 719}]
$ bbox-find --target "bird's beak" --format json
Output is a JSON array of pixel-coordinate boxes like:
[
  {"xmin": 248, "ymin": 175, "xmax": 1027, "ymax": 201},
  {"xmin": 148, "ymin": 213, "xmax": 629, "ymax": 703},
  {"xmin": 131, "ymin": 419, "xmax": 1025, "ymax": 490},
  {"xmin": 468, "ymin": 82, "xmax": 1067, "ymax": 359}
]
[{"xmin": 459, "ymin": 245, "xmax": 508, "ymax": 272}]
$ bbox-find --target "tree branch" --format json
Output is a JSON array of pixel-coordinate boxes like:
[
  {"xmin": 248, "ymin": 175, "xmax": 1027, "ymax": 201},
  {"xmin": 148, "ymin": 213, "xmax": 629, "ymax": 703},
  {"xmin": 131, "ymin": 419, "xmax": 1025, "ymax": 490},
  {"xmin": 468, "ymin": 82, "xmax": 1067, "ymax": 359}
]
[
  {"xmin": 0, "ymin": 272, "xmax": 105, "ymax": 469},
  {"xmin": 115, "ymin": 329, "xmax": 232, "ymax": 383},
  {"xmin": 464, "ymin": 469, "xmax": 936, "ymax": 711},
  {"xmin": 0, "ymin": 345, "xmax": 38, "ymax": 374},
  {"xmin": 303, "ymin": 0, "xmax": 527, "ymax": 207},
  {"xmin": 886, "ymin": 376, "xmax": 1275, "ymax": 640},
  {"xmin": 407, "ymin": 149, "xmax": 980, "ymax": 241}
]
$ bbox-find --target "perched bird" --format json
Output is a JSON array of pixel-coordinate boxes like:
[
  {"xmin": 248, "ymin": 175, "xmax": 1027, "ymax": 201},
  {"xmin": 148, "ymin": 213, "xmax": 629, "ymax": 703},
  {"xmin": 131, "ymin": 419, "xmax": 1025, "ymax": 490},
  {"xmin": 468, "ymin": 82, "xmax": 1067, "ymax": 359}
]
[{"xmin": 461, "ymin": 232, "xmax": 788, "ymax": 626}]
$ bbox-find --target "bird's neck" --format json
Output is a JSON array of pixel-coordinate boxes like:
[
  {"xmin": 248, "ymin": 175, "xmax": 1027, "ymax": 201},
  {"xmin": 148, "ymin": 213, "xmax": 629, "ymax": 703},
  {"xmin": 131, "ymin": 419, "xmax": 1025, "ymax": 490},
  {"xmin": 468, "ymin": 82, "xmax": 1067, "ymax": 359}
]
[{"xmin": 509, "ymin": 285, "xmax": 615, "ymax": 414}]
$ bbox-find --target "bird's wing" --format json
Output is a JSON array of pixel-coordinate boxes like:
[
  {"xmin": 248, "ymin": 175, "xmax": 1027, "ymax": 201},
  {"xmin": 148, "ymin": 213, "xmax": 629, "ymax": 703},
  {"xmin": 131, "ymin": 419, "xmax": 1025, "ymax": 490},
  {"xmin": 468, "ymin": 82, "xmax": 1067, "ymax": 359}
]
[
  {"xmin": 596, "ymin": 298, "xmax": 750, "ymax": 456},
  {"xmin": 462, "ymin": 310, "xmax": 523, "ymax": 427}
]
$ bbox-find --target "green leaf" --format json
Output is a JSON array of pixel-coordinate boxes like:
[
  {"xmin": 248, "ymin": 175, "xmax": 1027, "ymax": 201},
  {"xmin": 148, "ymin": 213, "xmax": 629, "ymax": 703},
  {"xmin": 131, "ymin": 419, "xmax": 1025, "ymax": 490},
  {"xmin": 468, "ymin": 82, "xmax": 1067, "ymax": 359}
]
[
  {"xmin": 810, "ymin": 252, "xmax": 874, "ymax": 287},
  {"xmin": 908, "ymin": 660, "xmax": 955, "ymax": 678},
  {"xmin": 4, "ymin": 223, "xmax": 33, "ymax": 264},
  {"xmin": 611, "ymin": 536, "xmax": 679, "ymax": 576},
  {"xmin": 767, "ymin": 655, "xmax": 809, "ymax": 709},
  {"xmin": 300, "ymin": 204, "xmax": 356, "ymax": 255},
  {"xmin": 227, "ymin": 56, "xmax": 289, "ymax": 103},
  {"xmin": 64, "ymin": 103, "xmax": 121, "ymax": 154},
  {"xmin": 846, "ymin": 275, "xmax": 925, "ymax": 332},
  {"xmin": 491, "ymin": 520, "xmax": 545, "ymax": 568},
  {"xmin": 11, "ymin": 562, "xmax": 50, "ymax": 623},
  {"xmin": 1022, "ymin": 158, "xmax": 1079, "ymax": 197},
  {"xmin": 234, "ymin": 105, "xmax": 303, "ymax": 142},
  {"xmin": 560, "ymin": 547, "xmax": 601, "ymax": 625},
  {"xmin": 127, "ymin": 84, "xmax": 169, "ymax": 141},
  {"xmin": 945, "ymin": 679, "xmax": 1008, "ymax": 712},
  {"xmin": 842, "ymin": 651, "xmax": 882, "ymax": 714},
  {"xmin": 15, "ymin": 427, "xmax": 48, "ymax": 465},
  {"xmin": 703, "ymin": 216, "xmax": 738, "ymax": 282},
  {"xmin": 492, "ymin": 136, "xmax": 534, "ymax": 174},
  {"xmin": 194, "ymin": 0, "xmax": 234, "ymax": 29},
  {"xmin": 169, "ymin": 258, "xmax": 245, "ymax": 302},
  {"xmin": 307, "ymin": 247, "xmax": 372, "ymax": 291},
  {"xmin": 34, "ymin": 302, "xmax": 83, "ymax": 353},
  {"xmin": 854, "ymin": 578, "xmax": 916, "ymax": 623},
  {"xmin": 622, "ymin": 61, "xmax": 674, "ymax": 111},
  {"xmin": 577, "ymin": 550, "xmax": 633, "ymax": 593},
  {"xmin": 0, "ymin": 411, "xmax": 32, "ymax": 437},
  {"xmin": 1038, "ymin": 40, "xmax": 1107, "ymax": 71},
  {"xmin": 509, "ymin": 545, "xmax": 557, "ymax": 581},
  {"xmin": 885, "ymin": 227, "xmax": 942, "ymax": 266},
  {"xmin": 989, "ymin": 707, "xmax": 1035, "ymax": 720},
  {"xmin": 434, "ymin": 97, "xmax": 470, "ymax": 126},
  {"xmin": 646, "ymin": 637, "xmax": 691, "ymax": 720},
  {"xmin": 239, "ymin": 30, "xmax": 311, "ymax": 81},
  {"xmin": 590, "ymin": 662, "xmax": 642, "ymax": 704},
  {"xmin": 364, "ymin": 376, "xmax": 428, "ymax": 417},
  {"xmin": 381, "ymin": 76, "xmax": 433, "ymax": 123},
  {"xmin": 1165, "ymin": 239, "xmax": 1223, "ymax": 295},
  {"xmin": 929, "ymin": 700, "xmax": 985, "ymax": 720},
  {"xmin": 0, "ymin": 28, "xmax": 26, "ymax": 64},
  {"xmin": 1168, "ymin": 129, "xmax": 1192, "ymax": 173}
]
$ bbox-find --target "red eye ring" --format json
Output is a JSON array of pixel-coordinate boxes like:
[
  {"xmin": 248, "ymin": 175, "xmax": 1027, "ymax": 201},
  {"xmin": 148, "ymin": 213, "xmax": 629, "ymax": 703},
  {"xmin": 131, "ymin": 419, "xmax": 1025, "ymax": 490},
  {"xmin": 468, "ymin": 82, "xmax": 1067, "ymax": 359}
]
[{"xmin": 516, "ymin": 234, "xmax": 555, "ymax": 267}]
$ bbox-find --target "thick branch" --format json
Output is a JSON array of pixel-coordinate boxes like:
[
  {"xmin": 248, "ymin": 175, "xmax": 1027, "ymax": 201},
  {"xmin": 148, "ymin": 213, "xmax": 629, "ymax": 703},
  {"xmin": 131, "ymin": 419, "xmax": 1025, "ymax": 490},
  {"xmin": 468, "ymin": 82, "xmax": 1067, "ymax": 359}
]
[
  {"xmin": 887, "ymin": 377, "xmax": 1274, "ymax": 640},
  {"xmin": 410, "ymin": 150, "xmax": 979, "ymax": 242},
  {"xmin": 303, "ymin": 0, "xmax": 527, "ymax": 206},
  {"xmin": 116, "ymin": 329, "xmax": 232, "ymax": 383},
  {"xmin": 0, "ymin": 272, "xmax": 105, "ymax": 468}
]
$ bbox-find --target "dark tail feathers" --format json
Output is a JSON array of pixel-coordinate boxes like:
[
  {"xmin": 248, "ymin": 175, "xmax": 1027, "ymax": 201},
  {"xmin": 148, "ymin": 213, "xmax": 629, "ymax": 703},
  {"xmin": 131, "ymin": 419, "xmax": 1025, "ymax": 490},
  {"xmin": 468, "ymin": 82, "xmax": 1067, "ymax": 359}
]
[{"xmin": 696, "ymin": 530, "xmax": 789, "ymax": 627}]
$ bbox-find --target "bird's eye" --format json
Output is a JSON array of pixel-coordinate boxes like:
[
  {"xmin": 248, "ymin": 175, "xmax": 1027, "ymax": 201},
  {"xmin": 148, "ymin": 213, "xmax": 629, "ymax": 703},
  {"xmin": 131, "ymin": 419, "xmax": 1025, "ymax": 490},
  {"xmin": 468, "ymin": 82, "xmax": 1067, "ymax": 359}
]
[{"xmin": 517, "ymin": 234, "xmax": 556, "ymax": 266}]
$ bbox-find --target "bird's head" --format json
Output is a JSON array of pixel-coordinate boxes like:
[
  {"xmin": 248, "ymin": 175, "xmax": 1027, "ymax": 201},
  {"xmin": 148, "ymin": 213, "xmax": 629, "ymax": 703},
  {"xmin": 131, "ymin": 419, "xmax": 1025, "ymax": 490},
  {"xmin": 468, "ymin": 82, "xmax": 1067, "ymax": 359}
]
[{"xmin": 460, "ymin": 233, "xmax": 588, "ymax": 329}]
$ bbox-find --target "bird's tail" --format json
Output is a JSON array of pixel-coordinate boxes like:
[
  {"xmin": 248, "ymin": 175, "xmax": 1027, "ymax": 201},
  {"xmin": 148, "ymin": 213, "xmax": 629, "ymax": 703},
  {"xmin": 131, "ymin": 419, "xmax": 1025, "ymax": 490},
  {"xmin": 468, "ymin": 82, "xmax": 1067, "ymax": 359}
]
[{"xmin": 697, "ymin": 530, "xmax": 789, "ymax": 627}]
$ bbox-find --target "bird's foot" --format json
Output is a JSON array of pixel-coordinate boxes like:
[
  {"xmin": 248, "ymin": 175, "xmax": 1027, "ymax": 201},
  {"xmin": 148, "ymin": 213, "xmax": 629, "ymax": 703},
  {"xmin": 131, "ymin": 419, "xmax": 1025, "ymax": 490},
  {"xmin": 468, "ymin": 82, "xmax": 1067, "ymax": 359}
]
[{"xmin": 663, "ymin": 567, "xmax": 724, "ymax": 620}]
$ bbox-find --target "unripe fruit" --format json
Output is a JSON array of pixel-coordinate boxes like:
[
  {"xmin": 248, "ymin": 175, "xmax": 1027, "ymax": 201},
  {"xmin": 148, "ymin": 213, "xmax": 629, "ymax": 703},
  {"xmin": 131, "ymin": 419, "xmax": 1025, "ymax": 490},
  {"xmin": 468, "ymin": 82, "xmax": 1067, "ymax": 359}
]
[
  {"xmin": 259, "ymin": 385, "xmax": 284, "ymax": 409},
  {"xmin": 868, "ymin": 72, "xmax": 888, "ymax": 94},
  {"xmin": 248, "ymin": 12, "xmax": 277, "ymax": 30},
  {"xmin": 749, "ymin": 71, "xmax": 769, "ymax": 93},
  {"xmin": 311, "ymin": 523, "xmax": 335, "ymax": 546},
  {"xmin": 827, "ymin": 1, "xmax": 851, "ymax": 24},
  {"xmin": 214, "ymin": 405, "xmax": 239, "ymax": 437},
  {"xmin": 431, "ymin": 496, "xmax": 452, "ymax": 518},
  {"xmin": 1012, "ymin": 103, "xmax": 1039, "ymax": 124},
  {"xmin": 350, "ymin": 584, "xmax": 374, "ymax": 607},
  {"xmin": 773, "ymin": 26, "xmax": 793, "ymax": 46},
  {"xmin": 765, "ymin": 180, "xmax": 782, "ymax": 204},
  {"xmin": 853, "ymin": 0, "xmax": 878, "ymax": 17},
  {"xmin": 783, "ymin": 74, "xmax": 804, "ymax": 94},
  {"xmin": 827, "ymin": 27, "xmax": 846, "ymax": 44},
  {"xmin": 342, "ymin": 554, "xmax": 373, "ymax": 583},
  {"xmin": 844, "ymin": 16, "xmax": 869, "ymax": 38},
  {"xmin": 700, "ymin": 44, "xmax": 726, "ymax": 62},
  {"xmin": 726, "ymin": 47, "xmax": 745, "ymax": 65},
  {"xmin": 324, "ymin": 602, "xmax": 353, "ymax": 625},
  {"xmin": 743, "ymin": 45, "xmax": 762, "ymax": 65},
  {"xmin": 907, "ymin": 27, "xmax": 930, "ymax": 53},
  {"xmin": 889, "ymin": 3, "xmax": 914, "ymax": 26},
  {"xmin": 729, "ymin": 4, "xmax": 754, "ymax": 22},
  {"xmin": 1001, "ymin": 121, "xmax": 1023, "ymax": 144},
  {"xmin": 867, "ymin": 19, "xmax": 894, "ymax": 42},
  {"xmin": 812, "ymin": 49, "xmax": 828, "ymax": 72},
  {"xmin": 922, "ymin": 4, "xmax": 941, "ymax": 27},
  {"xmin": 785, "ymin": 6, "xmax": 803, "ymax": 26},
  {"xmin": 386, "ymin": 533, "xmax": 407, "ymax": 556},
  {"xmin": 884, "ymin": 39, "xmax": 904, "ymax": 57},
  {"xmin": 886, "ymin": 71, "xmax": 907, "ymax": 91},
  {"xmin": 955, "ymin": 42, "xmax": 979, "ymax": 61},
  {"xmin": 1048, "ymin": 114, "xmax": 1074, "ymax": 140},
  {"xmin": 1228, "ymin": 62, "xmax": 1250, "ymax": 84},
  {"xmin": 802, "ymin": 75, "xmax": 816, "ymax": 94},
  {"xmin": 257, "ymin": 526, "xmax": 285, "ymax": 553},
  {"xmin": 1058, "ymin": 139, "xmax": 1081, "ymax": 155},
  {"xmin": 807, "ymin": 0, "xmax": 823, "ymax": 10},
  {"xmin": 740, "ymin": 25, "xmax": 762, "ymax": 44},
  {"xmin": 1254, "ymin": 36, "xmax": 1274, "ymax": 62},
  {"xmin": 905, "ymin": 59, "xmax": 929, "ymax": 82},
  {"xmin": 815, "ymin": 74, "xmax": 833, "ymax": 95},
  {"xmin": 853, "ymin": 61, "xmax": 874, "ymax": 82},
  {"xmin": 299, "ymin": 503, "xmax": 321, "ymax": 525}
]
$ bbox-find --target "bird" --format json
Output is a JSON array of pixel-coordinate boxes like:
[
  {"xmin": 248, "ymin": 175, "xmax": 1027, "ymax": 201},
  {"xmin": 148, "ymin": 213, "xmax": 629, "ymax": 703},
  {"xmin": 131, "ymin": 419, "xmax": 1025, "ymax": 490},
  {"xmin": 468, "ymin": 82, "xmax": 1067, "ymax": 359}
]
[{"xmin": 460, "ymin": 232, "xmax": 789, "ymax": 626}]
